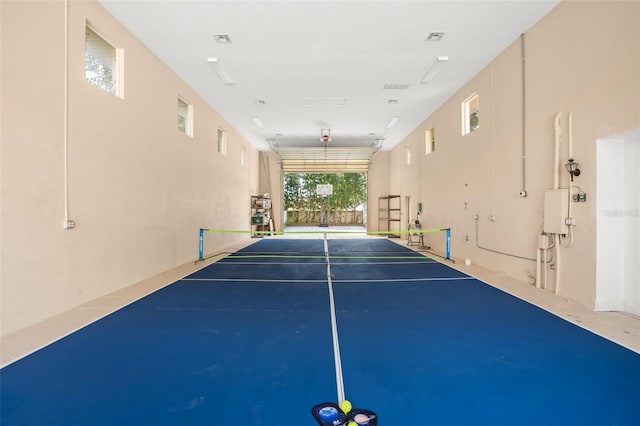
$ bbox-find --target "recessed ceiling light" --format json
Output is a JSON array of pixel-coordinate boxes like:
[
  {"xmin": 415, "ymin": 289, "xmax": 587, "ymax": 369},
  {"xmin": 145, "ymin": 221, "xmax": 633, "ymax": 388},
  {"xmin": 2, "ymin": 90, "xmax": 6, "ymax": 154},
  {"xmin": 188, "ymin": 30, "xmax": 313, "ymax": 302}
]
[
  {"xmin": 207, "ymin": 57, "xmax": 234, "ymax": 85},
  {"xmin": 426, "ymin": 32, "xmax": 445, "ymax": 42},
  {"xmin": 251, "ymin": 116, "xmax": 264, "ymax": 129},
  {"xmin": 213, "ymin": 34, "xmax": 232, "ymax": 44},
  {"xmin": 388, "ymin": 99, "xmax": 400, "ymax": 104},
  {"xmin": 255, "ymin": 100, "xmax": 266, "ymax": 105},
  {"xmin": 386, "ymin": 117, "xmax": 400, "ymax": 129},
  {"xmin": 420, "ymin": 56, "xmax": 449, "ymax": 84}
]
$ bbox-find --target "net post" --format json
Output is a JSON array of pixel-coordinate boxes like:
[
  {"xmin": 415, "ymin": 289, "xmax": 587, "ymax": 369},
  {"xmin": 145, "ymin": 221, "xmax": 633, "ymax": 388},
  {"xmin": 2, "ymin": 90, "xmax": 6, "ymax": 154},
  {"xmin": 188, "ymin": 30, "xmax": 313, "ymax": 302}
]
[
  {"xmin": 445, "ymin": 228, "xmax": 451, "ymax": 260},
  {"xmin": 198, "ymin": 228, "xmax": 205, "ymax": 261}
]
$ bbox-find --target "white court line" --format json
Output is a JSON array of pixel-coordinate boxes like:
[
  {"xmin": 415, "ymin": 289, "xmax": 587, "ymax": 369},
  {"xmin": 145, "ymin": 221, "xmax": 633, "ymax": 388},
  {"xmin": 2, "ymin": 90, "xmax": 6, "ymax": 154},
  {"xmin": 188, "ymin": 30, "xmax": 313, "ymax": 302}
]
[
  {"xmin": 182, "ymin": 277, "xmax": 475, "ymax": 283},
  {"xmin": 333, "ymin": 277, "xmax": 475, "ymax": 283},
  {"xmin": 214, "ymin": 261, "xmax": 328, "ymax": 265},
  {"xmin": 212, "ymin": 260, "xmax": 436, "ymax": 266},
  {"xmin": 325, "ymin": 261, "xmax": 436, "ymax": 265},
  {"xmin": 324, "ymin": 234, "xmax": 346, "ymax": 404},
  {"xmin": 182, "ymin": 278, "xmax": 327, "ymax": 283}
]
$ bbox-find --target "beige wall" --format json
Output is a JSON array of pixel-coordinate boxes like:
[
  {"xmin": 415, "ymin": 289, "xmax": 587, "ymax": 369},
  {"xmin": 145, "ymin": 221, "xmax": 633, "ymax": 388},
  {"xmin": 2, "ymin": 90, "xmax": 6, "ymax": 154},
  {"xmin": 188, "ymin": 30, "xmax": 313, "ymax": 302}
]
[
  {"xmin": 1, "ymin": 0, "xmax": 259, "ymax": 336},
  {"xmin": 380, "ymin": 0, "xmax": 640, "ymax": 308}
]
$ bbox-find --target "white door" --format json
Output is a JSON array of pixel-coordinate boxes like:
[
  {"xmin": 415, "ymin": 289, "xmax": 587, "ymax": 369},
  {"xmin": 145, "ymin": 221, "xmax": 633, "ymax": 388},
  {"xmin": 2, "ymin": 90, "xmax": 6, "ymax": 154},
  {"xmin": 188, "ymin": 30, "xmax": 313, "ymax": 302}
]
[{"xmin": 596, "ymin": 129, "xmax": 640, "ymax": 315}]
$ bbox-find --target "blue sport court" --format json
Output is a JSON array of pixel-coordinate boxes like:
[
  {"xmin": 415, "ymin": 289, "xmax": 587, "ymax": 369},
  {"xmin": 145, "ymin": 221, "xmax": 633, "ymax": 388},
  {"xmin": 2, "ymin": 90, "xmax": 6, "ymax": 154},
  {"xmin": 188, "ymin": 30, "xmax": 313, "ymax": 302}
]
[{"xmin": 1, "ymin": 237, "xmax": 639, "ymax": 425}]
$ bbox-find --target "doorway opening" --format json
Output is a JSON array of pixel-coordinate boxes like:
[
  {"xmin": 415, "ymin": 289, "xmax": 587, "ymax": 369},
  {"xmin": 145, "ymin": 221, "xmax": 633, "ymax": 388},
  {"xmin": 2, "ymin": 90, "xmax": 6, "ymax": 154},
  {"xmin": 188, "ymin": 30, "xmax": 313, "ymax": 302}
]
[
  {"xmin": 283, "ymin": 172, "xmax": 367, "ymax": 227},
  {"xmin": 596, "ymin": 129, "xmax": 639, "ymax": 315}
]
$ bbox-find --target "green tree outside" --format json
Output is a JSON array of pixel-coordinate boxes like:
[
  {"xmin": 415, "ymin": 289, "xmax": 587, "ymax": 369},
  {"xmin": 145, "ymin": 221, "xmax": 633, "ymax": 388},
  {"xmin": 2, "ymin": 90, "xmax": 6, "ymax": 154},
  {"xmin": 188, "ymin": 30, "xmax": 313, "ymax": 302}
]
[{"xmin": 284, "ymin": 173, "xmax": 367, "ymax": 225}]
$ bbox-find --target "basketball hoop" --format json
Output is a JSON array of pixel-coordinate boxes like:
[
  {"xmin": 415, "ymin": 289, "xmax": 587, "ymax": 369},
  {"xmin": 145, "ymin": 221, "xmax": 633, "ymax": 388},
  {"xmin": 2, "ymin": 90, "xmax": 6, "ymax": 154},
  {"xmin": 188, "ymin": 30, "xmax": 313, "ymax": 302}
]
[
  {"xmin": 316, "ymin": 184, "xmax": 333, "ymax": 198},
  {"xmin": 320, "ymin": 129, "xmax": 331, "ymax": 144}
]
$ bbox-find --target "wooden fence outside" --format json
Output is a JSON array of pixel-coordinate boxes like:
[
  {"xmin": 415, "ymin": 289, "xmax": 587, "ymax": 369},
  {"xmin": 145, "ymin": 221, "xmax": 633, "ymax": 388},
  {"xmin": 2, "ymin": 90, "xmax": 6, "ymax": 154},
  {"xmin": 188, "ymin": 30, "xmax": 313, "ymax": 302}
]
[{"xmin": 285, "ymin": 209, "xmax": 364, "ymax": 225}]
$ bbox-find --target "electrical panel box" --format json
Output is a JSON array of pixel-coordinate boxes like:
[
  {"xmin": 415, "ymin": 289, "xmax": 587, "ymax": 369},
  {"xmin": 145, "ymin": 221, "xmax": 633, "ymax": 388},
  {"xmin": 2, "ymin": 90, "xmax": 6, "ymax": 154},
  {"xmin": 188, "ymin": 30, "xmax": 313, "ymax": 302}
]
[{"xmin": 543, "ymin": 189, "xmax": 569, "ymax": 235}]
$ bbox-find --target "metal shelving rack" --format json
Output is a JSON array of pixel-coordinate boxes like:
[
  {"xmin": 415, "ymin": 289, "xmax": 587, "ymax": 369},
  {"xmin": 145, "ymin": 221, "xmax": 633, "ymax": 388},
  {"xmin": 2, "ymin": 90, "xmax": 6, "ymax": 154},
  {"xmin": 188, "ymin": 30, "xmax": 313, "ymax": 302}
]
[
  {"xmin": 250, "ymin": 194, "xmax": 273, "ymax": 238},
  {"xmin": 378, "ymin": 195, "xmax": 401, "ymax": 238}
]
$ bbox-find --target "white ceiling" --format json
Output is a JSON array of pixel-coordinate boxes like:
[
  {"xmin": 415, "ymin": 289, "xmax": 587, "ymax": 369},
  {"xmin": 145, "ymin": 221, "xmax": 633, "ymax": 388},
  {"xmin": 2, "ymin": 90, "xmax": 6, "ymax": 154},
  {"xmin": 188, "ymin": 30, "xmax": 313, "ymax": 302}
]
[{"xmin": 99, "ymin": 0, "xmax": 559, "ymax": 155}]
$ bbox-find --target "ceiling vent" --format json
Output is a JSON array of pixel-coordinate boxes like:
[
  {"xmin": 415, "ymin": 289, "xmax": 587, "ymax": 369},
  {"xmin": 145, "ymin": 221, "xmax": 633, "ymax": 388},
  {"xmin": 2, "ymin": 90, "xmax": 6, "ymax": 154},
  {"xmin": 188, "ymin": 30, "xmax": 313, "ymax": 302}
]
[
  {"xmin": 426, "ymin": 32, "xmax": 445, "ymax": 42},
  {"xmin": 383, "ymin": 83, "xmax": 410, "ymax": 90}
]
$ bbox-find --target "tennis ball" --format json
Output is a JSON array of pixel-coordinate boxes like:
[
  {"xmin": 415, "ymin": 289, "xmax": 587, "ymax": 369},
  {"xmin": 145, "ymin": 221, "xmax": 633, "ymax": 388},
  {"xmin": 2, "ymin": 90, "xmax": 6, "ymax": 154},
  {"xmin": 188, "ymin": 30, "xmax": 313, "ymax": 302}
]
[
  {"xmin": 339, "ymin": 399, "xmax": 352, "ymax": 413},
  {"xmin": 347, "ymin": 422, "xmax": 357, "ymax": 426}
]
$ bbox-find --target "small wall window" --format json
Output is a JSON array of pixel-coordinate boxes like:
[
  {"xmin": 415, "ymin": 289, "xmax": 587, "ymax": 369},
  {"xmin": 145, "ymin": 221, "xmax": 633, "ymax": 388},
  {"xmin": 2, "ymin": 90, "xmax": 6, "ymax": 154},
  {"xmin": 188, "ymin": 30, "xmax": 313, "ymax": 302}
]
[
  {"xmin": 177, "ymin": 97, "xmax": 193, "ymax": 136},
  {"xmin": 462, "ymin": 93, "xmax": 479, "ymax": 135},
  {"xmin": 425, "ymin": 127, "xmax": 435, "ymax": 155},
  {"xmin": 217, "ymin": 128, "xmax": 227, "ymax": 156},
  {"xmin": 85, "ymin": 25, "xmax": 122, "ymax": 97},
  {"xmin": 405, "ymin": 145, "xmax": 412, "ymax": 166},
  {"xmin": 240, "ymin": 146, "xmax": 247, "ymax": 166}
]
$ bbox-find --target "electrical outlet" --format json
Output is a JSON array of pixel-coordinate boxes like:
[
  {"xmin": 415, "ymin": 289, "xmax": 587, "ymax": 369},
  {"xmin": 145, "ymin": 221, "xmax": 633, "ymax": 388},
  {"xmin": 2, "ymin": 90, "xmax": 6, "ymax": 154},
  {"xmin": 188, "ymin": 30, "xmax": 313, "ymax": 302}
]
[
  {"xmin": 573, "ymin": 193, "xmax": 587, "ymax": 202},
  {"xmin": 63, "ymin": 220, "xmax": 75, "ymax": 229}
]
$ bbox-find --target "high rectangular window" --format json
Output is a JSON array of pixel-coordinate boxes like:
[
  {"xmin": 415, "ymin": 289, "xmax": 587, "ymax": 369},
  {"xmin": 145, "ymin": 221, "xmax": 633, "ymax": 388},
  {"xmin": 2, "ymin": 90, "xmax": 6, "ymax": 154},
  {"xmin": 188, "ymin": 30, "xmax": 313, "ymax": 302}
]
[
  {"xmin": 425, "ymin": 127, "xmax": 435, "ymax": 155},
  {"xmin": 462, "ymin": 93, "xmax": 479, "ymax": 135},
  {"xmin": 85, "ymin": 25, "xmax": 122, "ymax": 97},
  {"xmin": 177, "ymin": 97, "xmax": 193, "ymax": 136},
  {"xmin": 217, "ymin": 128, "xmax": 227, "ymax": 156}
]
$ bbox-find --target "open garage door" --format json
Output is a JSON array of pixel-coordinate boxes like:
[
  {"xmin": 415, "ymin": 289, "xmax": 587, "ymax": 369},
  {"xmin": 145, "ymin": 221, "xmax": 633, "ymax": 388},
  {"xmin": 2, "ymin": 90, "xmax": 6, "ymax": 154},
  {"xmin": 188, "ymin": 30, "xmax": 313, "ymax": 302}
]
[{"xmin": 275, "ymin": 146, "xmax": 377, "ymax": 173}]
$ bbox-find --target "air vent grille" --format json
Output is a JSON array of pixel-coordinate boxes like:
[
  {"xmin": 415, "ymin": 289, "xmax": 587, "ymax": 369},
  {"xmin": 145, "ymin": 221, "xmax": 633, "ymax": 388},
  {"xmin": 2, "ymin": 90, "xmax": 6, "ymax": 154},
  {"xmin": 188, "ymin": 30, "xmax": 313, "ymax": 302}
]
[{"xmin": 383, "ymin": 83, "xmax": 410, "ymax": 90}]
